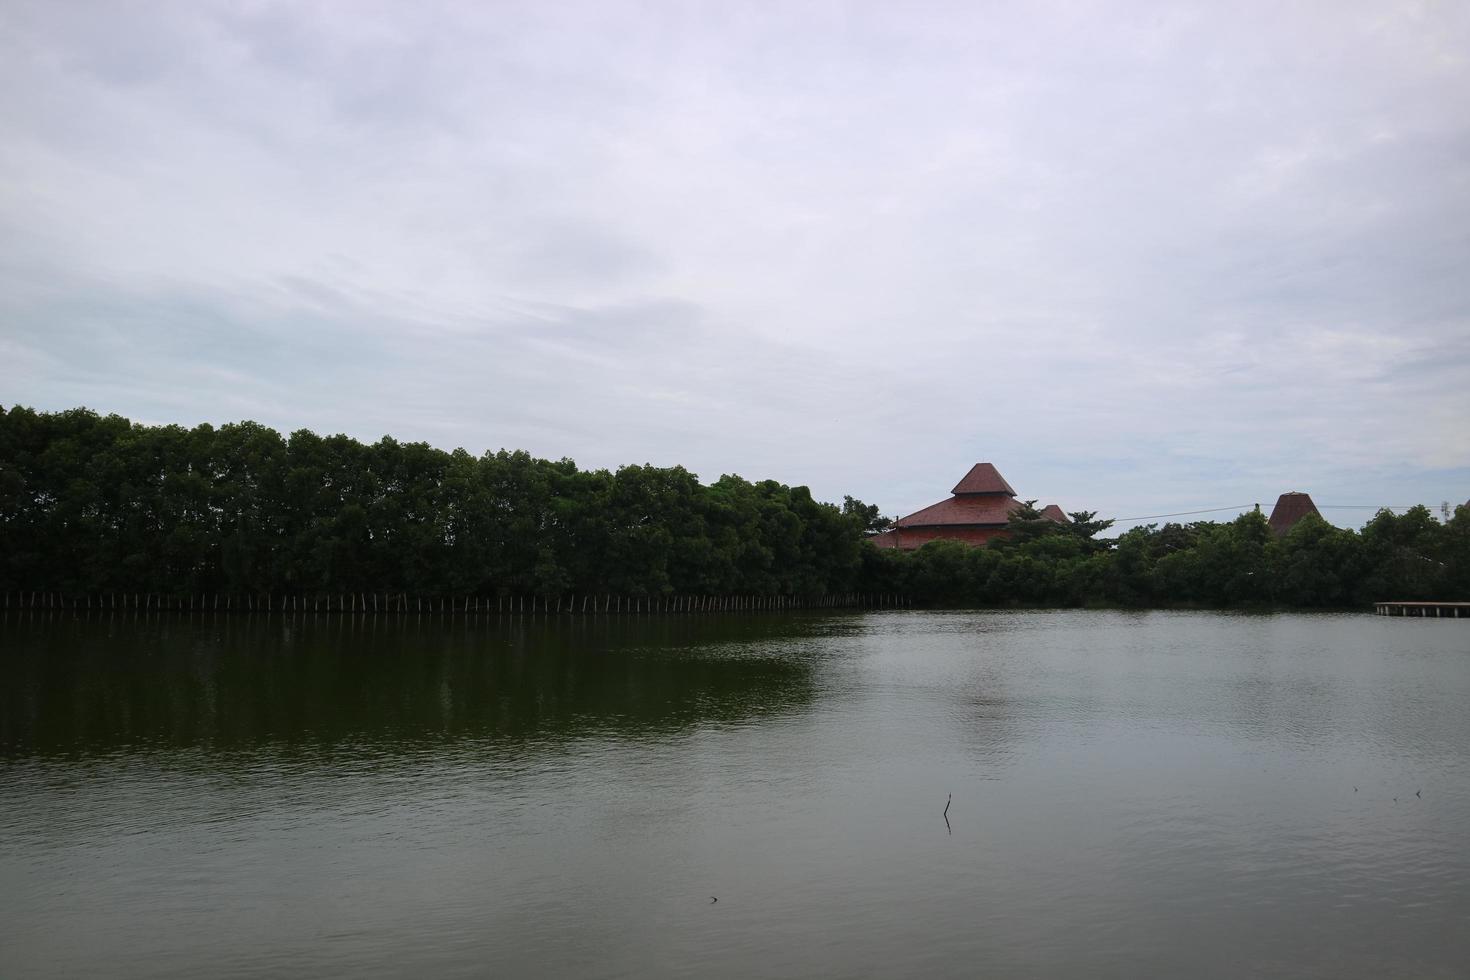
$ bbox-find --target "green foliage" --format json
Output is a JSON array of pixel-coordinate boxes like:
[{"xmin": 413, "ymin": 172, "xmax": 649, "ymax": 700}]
[
  {"xmin": 1443, "ymin": 504, "xmax": 1470, "ymax": 598},
  {"xmin": 4, "ymin": 406, "xmax": 1464, "ymax": 609},
  {"xmin": 0, "ymin": 406, "xmax": 863, "ymax": 599},
  {"xmin": 1271, "ymin": 514, "xmax": 1363, "ymax": 607},
  {"xmin": 868, "ymin": 506, "xmax": 1468, "ymax": 609},
  {"xmin": 1354, "ymin": 505, "xmax": 1445, "ymax": 603},
  {"xmin": 842, "ymin": 496, "xmax": 892, "ymax": 534},
  {"xmin": 995, "ymin": 502, "xmax": 1115, "ymax": 554}
]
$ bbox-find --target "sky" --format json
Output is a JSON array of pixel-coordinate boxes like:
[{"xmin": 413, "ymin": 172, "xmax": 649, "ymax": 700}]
[{"xmin": 2, "ymin": 0, "xmax": 1467, "ymax": 529}]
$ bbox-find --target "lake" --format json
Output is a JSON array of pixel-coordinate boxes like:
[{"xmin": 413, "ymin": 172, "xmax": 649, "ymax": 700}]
[{"xmin": 2, "ymin": 610, "xmax": 1468, "ymax": 978}]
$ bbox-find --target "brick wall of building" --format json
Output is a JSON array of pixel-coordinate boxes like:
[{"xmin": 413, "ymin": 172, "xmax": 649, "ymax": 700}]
[{"xmin": 871, "ymin": 526, "xmax": 1010, "ymax": 550}]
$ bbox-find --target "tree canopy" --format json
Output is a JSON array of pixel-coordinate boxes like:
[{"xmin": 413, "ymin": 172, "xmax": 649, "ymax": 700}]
[
  {"xmin": 861, "ymin": 506, "xmax": 1470, "ymax": 608},
  {"xmin": 3, "ymin": 405, "xmax": 1465, "ymax": 608},
  {"xmin": 0, "ymin": 406, "xmax": 871, "ymax": 598}
]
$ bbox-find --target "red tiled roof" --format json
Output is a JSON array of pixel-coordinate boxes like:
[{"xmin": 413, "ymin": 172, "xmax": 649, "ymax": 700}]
[
  {"xmin": 1040, "ymin": 504, "xmax": 1069, "ymax": 523},
  {"xmin": 951, "ymin": 462, "xmax": 1016, "ymax": 496},
  {"xmin": 896, "ymin": 493, "xmax": 1022, "ymax": 528},
  {"xmin": 1268, "ymin": 491, "xmax": 1321, "ymax": 536},
  {"xmin": 870, "ymin": 530, "xmax": 901, "ymax": 548}
]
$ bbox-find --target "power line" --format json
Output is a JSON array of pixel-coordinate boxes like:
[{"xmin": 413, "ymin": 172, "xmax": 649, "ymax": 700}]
[
  {"xmin": 1316, "ymin": 504, "xmax": 1420, "ymax": 510},
  {"xmin": 1108, "ymin": 502, "xmax": 1430, "ymax": 524},
  {"xmin": 1109, "ymin": 505, "xmax": 1255, "ymax": 523}
]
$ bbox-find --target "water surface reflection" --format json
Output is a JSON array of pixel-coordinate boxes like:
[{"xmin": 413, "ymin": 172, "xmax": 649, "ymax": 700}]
[
  {"xmin": 2, "ymin": 610, "xmax": 1467, "ymax": 979},
  {"xmin": 0, "ymin": 612, "xmax": 819, "ymax": 756}
]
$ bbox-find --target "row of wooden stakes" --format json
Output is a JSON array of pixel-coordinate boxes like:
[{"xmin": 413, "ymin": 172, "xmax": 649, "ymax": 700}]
[{"xmin": 3, "ymin": 592, "xmax": 911, "ymax": 614}]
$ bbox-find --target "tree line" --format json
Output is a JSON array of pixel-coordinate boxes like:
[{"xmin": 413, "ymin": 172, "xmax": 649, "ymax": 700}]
[
  {"xmin": 0, "ymin": 406, "xmax": 873, "ymax": 599},
  {"xmin": 860, "ymin": 500, "xmax": 1470, "ymax": 608},
  {"xmin": 3, "ymin": 405, "xmax": 1466, "ymax": 609}
]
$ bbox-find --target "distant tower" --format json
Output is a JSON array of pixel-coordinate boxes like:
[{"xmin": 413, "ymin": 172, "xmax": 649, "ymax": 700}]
[{"xmin": 1268, "ymin": 491, "xmax": 1321, "ymax": 536}]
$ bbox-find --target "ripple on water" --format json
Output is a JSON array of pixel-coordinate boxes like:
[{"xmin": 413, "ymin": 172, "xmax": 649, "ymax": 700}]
[{"xmin": 1, "ymin": 610, "xmax": 1468, "ymax": 979}]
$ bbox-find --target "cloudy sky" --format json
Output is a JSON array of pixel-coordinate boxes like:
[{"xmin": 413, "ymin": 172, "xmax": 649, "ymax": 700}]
[{"xmin": 2, "ymin": 0, "xmax": 1467, "ymax": 527}]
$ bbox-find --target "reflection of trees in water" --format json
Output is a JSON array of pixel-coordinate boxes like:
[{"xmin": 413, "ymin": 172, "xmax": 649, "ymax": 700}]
[{"xmin": 0, "ymin": 613, "xmax": 818, "ymax": 757}]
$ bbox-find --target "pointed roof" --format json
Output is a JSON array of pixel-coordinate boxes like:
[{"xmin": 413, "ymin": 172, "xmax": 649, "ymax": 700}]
[
  {"xmin": 951, "ymin": 463, "xmax": 1016, "ymax": 496},
  {"xmin": 1268, "ymin": 491, "xmax": 1321, "ymax": 536},
  {"xmin": 1040, "ymin": 504, "xmax": 1069, "ymax": 523}
]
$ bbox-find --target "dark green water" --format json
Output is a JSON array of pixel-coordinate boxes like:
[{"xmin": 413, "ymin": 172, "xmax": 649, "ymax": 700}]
[{"xmin": 2, "ymin": 610, "xmax": 1468, "ymax": 978}]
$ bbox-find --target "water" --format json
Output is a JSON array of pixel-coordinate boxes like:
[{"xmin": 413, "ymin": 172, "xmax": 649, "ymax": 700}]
[{"xmin": 2, "ymin": 610, "xmax": 1468, "ymax": 978}]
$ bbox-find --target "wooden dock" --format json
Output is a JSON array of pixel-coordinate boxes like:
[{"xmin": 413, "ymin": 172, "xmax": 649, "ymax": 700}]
[{"xmin": 1375, "ymin": 601, "xmax": 1470, "ymax": 618}]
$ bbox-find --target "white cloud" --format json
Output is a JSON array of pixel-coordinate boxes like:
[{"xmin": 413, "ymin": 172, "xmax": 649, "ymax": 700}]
[{"xmin": 1, "ymin": 0, "xmax": 1466, "ymax": 525}]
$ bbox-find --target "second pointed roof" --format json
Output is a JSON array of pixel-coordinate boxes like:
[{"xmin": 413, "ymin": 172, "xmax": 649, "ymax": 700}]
[{"xmin": 1268, "ymin": 491, "xmax": 1321, "ymax": 535}]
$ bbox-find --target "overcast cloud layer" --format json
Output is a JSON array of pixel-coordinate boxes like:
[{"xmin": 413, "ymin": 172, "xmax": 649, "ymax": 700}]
[{"xmin": 2, "ymin": 0, "xmax": 1467, "ymax": 526}]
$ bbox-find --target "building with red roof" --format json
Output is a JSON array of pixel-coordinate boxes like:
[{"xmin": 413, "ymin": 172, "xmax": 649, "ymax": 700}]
[
  {"xmin": 870, "ymin": 463, "xmax": 1068, "ymax": 550},
  {"xmin": 1267, "ymin": 491, "xmax": 1321, "ymax": 536}
]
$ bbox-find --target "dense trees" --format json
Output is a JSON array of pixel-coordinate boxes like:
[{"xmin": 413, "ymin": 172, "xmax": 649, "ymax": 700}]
[
  {"xmin": 0, "ymin": 407, "xmax": 869, "ymax": 599},
  {"xmin": 864, "ymin": 506, "xmax": 1470, "ymax": 608},
  {"xmin": 3, "ymin": 405, "xmax": 1466, "ymax": 608}
]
